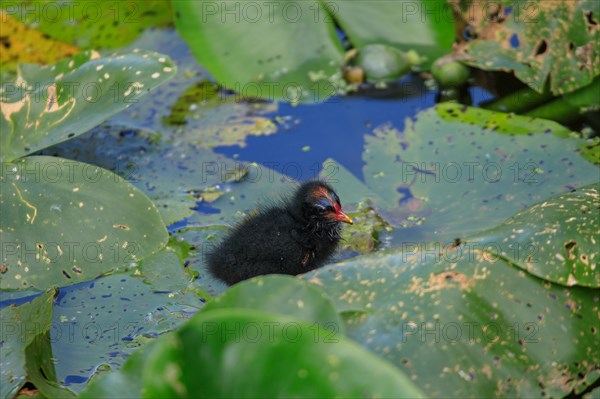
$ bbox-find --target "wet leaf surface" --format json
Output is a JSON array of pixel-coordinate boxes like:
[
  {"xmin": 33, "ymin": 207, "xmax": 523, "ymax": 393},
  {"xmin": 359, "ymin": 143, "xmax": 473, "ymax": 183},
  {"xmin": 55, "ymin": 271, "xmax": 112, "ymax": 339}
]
[{"xmin": 50, "ymin": 262, "xmax": 204, "ymax": 394}]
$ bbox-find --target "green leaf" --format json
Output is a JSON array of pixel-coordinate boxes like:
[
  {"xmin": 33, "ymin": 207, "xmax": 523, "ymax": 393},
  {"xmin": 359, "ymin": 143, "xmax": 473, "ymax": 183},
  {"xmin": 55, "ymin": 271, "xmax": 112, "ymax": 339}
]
[
  {"xmin": 0, "ymin": 50, "xmax": 176, "ymax": 161},
  {"xmin": 326, "ymin": 0, "xmax": 455, "ymax": 69},
  {"xmin": 362, "ymin": 104, "xmax": 599, "ymax": 240},
  {"xmin": 473, "ymin": 183, "xmax": 600, "ymax": 287},
  {"xmin": 462, "ymin": 0, "xmax": 600, "ymax": 94},
  {"xmin": 202, "ymin": 275, "xmax": 344, "ymax": 334},
  {"xmin": 173, "ymin": 0, "xmax": 345, "ymax": 103},
  {"xmin": 0, "ymin": 156, "xmax": 168, "ymax": 290},
  {"xmin": 304, "ymin": 246, "xmax": 599, "ymax": 398},
  {"xmin": 0, "ymin": 289, "xmax": 74, "ymax": 398}
]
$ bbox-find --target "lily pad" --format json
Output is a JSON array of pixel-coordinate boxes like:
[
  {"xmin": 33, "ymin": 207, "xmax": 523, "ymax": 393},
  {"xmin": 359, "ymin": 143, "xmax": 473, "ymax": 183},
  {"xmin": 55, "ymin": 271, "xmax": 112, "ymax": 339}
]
[
  {"xmin": 162, "ymin": 80, "xmax": 278, "ymax": 148},
  {"xmin": 173, "ymin": 1, "xmax": 345, "ymax": 103},
  {"xmin": 473, "ymin": 183, "xmax": 600, "ymax": 287},
  {"xmin": 0, "ymin": 49, "xmax": 177, "ymax": 162},
  {"xmin": 0, "ymin": 156, "xmax": 168, "ymax": 290},
  {"xmin": 50, "ymin": 266, "xmax": 204, "ymax": 394},
  {"xmin": 39, "ymin": 123, "xmax": 239, "ymax": 226},
  {"xmin": 362, "ymin": 104, "xmax": 599, "ymax": 240},
  {"xmin": 304, "ymin": 245, "xmax": 600, "ymax": 398}
]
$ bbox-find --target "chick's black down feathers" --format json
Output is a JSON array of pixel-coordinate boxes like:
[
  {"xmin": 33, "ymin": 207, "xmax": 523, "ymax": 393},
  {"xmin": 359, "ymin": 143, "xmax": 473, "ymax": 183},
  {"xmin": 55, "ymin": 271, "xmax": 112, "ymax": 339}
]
[{"xmin": 207, "ymin": 181, "xmax": 352, "ymax": 285}]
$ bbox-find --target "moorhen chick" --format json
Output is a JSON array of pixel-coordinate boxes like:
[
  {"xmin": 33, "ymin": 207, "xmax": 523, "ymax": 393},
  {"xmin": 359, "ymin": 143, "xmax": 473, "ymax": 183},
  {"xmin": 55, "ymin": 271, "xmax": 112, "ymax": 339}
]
[{"xmin": 207, "ymin": 180, "xmax": 353, "ymax": 285}]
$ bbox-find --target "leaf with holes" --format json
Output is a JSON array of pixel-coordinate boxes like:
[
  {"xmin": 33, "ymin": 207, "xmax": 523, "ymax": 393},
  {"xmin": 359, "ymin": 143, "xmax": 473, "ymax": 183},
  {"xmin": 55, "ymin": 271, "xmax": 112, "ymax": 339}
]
[
  {"xmin": 460, "ymin": 0, "xmax": 599, "ymax": 94},
  {"xmin": 0, "ymin": 156, "xmax": 168, "ymax": 290},
  {"xmin": 304, "ymin": 244, "xmax": 599, "ymax": 398},
  {"xmin": 0, "ymin": 49, "xmax": 176, "ymax": 162},
  {"xmin": 473, "ymin": 183, "xmax": 600, "ymax": 287}
]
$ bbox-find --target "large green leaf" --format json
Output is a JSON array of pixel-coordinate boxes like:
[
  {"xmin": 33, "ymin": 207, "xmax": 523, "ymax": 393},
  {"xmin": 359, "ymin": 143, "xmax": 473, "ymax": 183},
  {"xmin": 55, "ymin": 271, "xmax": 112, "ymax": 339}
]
[
  {"xmin": 0, "ymin": 50, "xmax": 176, "ymax": 161},
  {"xmin": 80, "ymin": 308, "xmax": 426, "ymax": 398},
  {"xmin": 0, "ymin": 289, "xmax": 75, "ymax": 399},
  {"xmin": 173, "ymin": 0, "xmax": 345, "ymax": 103},
  {"xmin": 325, "ymin": 0, "xmax": 455, "ymax": 69},
  {"xmin": 0, "ymin": 156, "xmax": 168, "ymax": 290},
  {"xmin": 473, "ymin": 183, "xmax": 600, "ymax": 287},
  {"xmin": 462, "ymin": 0, "xmax": 599, "ymax": 94},
  {"xmin": 304, "ymin": 246, "xmax": 599, "ymax": 398},
  {"xmin": 362, "ymin": 104, "xmax": 599, "ymax": 240},
  {"xmin": 202, "ymin": 275, "xmax": 344, "ymax": 334}
]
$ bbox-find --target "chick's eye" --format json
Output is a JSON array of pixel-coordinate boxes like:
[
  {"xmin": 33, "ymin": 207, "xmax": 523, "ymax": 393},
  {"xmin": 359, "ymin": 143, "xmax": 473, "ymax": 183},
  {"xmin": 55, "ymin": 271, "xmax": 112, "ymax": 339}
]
[{"xmin": 317, "ymin": 198, "xmax": 334, "ymax": 212}]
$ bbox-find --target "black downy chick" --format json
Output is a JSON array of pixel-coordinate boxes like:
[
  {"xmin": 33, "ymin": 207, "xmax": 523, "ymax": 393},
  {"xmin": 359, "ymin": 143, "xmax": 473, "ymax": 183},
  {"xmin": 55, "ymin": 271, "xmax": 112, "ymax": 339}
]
[{"xmin": 207, "ymin": 181, "xmax": 353, "ymax": 285}]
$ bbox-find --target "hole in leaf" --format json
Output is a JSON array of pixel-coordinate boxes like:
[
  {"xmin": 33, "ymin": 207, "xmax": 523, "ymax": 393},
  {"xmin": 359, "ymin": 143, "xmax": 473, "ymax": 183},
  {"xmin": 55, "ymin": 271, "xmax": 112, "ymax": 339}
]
[
  {"xmin": 0, "ymin": 36, "xmax": 10, "ymax": 49},
  {"xmin": 584, "ymin": 11, "xmax": 598, "ymax": 32},
  {"xmin": 534, "ymin": 40, "xmax": 548, "ymax": 56},
  {"xmin": 564, "ymin": 240, "xmax": 577, "ymax": 259}
]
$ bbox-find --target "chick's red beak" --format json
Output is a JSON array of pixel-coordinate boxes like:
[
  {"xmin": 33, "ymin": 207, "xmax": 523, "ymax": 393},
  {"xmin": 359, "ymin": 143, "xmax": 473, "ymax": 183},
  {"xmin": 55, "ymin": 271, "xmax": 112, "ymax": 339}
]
[{"xmin": 335, "ymin": 210, "xmax": 353, "ymax": 224}]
